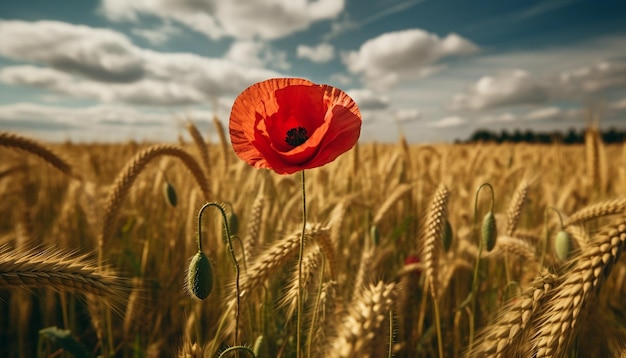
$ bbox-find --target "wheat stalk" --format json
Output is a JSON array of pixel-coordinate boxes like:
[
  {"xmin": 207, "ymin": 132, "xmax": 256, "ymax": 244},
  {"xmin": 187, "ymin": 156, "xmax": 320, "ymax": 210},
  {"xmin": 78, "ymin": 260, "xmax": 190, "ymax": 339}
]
[
  {"xmin": 468, "ymin": 271, "xmax": 557, "ymax": 358},
  {"xmin": 585, "ymin": 122, "xmax": 604, "ymax": 194},
  {"xmin": 327, "ymin": 281, "xmax": 396, "ymax": 358},
  {"xmin": 528, "ymin": 219, "xmax": 626, "ymax": 357},
  {"xmin": 237, "ymin": 224, "xmax": 329, "ymax": 301},
  {"xmin": 482, "ymin": 235, "xmax": 538, "ymax": 263},
  {"xmin": 0, "ymin": 246, "xmax": 127, "ymax": 304},
  {"xmin": 422, "ymin": 184, "xmax": 449, "ymax": 299},
  {"xmin": 506, "ymin": 180, "xmax": 529, "ymax": 236},
  {"xmin": 0, "ymin": 131, "xmax": 79, "ymax": 179},
  {"xmin": 100, "ymin": 145, "xmax": 210, "ymax": 257},
  {"xmin": 243, "ymin": 186, "xmax": 265, "ymax": 266},
  {"xmin": 373, "ymin": 183, "xmax": 413, "ymax": 225},
  {"xmin": 564, "ymin": 197, "xmax": 626, "ymax": 226},
  {"xmin": 185, "ymin": 120, "xmax": 211, "ymax": 178},
  {"xmin": 308, "ymin": 280, "xmax": 338, "ymax": 357},
  {"xmin": 281, "ymin": 245, "xmax": 322, "ymax": 320},
  {"xmin": 213, "ymin": 116, "xmax": 230, "ymax": 172},
  {"xmin": 215, "ymin": 224, "xmax": 330, "ymax": 343}
]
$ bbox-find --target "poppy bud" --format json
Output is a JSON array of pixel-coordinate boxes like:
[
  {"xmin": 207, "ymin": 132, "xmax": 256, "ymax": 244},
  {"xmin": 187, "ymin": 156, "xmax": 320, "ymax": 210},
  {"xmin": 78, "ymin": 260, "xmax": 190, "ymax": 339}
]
[
  {"xmin": 163, "ymin": 181, "xmax": 177, "ymax": 207},
  {"xmin": 554, "ymin": 230, "xmax": 571, "ymax": 261},
  {"xmin": 187, "ymin": 251, "xmax": 213, "ymax": 300},
  {"xmin": 404, "ymin": 255, "xmax": 423, "ymax": 279},
  {"xmin": 481, "ymin": 211, "xmax": 497, "ymax": 252},
  {"xmin": 370, "ymin": 225, "xmax": 380, "ymax": 246},
  {"xmin": 229, "ymin": 212, "xmax": 239, "ymax": 237}
]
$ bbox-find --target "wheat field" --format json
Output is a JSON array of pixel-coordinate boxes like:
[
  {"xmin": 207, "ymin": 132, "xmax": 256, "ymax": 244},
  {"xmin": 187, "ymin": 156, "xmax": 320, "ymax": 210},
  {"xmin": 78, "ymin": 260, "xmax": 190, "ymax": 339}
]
[{"xmin": 1, "ymin": 123, "xmax": 626, "ymax": 358}]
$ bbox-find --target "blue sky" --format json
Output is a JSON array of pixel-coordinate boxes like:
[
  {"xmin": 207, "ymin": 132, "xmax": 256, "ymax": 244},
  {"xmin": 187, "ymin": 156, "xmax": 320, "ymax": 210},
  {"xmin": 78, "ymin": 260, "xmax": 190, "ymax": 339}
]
[{"xmin": 0, "ymin": 0, "xmax": 625, "ymax": 143}]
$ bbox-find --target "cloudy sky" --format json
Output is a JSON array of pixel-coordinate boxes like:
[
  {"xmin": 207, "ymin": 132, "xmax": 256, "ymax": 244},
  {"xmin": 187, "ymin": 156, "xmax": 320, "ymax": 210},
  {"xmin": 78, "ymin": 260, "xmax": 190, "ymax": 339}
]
[{"xmin": 0, "ymin": 0, "xmax": 625, "ymax": 143}]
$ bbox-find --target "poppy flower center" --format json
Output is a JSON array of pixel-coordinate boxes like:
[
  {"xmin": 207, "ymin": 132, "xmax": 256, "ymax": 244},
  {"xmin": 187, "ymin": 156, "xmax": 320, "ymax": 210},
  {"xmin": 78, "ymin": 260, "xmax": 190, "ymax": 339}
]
[{"xmin": 285, "ymin": 126, "xmax": 309, "ymax": 147}]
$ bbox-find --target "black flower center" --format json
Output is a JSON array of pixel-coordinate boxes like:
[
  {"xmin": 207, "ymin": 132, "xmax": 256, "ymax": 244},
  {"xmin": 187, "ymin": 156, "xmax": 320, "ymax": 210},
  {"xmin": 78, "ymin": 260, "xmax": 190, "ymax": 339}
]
[{"xmin": 285, "ymin": 126, "xmax": 309, "ymax": 147}]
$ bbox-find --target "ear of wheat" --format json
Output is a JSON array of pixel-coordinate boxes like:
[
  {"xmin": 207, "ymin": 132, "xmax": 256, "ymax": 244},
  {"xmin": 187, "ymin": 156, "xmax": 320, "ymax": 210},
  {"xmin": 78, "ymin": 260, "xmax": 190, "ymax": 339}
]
[{"xmin": 0, "ymin": 245, "xmax": 128, "ymax": 306}]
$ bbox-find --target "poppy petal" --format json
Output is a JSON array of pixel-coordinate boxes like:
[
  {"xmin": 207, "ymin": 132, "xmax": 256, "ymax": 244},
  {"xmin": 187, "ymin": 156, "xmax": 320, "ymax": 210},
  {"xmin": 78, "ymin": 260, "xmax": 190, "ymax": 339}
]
[
  {"xmin": 229, "ymin": 78, "xmax": 361, "ymax": 174},
  {"xmin": 230, "ymin": 78, "xmax": 316, "ymax": 169}
]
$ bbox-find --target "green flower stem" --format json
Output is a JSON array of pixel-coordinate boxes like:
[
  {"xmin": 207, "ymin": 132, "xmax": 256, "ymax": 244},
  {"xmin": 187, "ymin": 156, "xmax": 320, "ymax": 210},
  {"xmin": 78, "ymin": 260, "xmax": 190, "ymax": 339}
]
[
  {"xmin": 388, "ymin": 308, "xmax": 394, "ymax": 358},
  {"xmin": 468, "ymin": 183, "xmax": 494, "ymax": 355},
  {"xmin": 297, "ymin": 170, "xmax": 307, "ymax": 358},
  {"xmin": 198, "ymin": 202, "xmax": 241, "ymax": 347}
]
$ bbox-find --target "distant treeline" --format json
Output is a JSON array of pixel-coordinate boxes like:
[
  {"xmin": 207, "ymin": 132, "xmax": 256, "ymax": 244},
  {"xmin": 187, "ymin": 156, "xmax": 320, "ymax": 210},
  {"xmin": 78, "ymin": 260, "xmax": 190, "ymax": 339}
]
[{"xmin": 459, "ymin": 127, "xmax": 626, "ymax": 144}]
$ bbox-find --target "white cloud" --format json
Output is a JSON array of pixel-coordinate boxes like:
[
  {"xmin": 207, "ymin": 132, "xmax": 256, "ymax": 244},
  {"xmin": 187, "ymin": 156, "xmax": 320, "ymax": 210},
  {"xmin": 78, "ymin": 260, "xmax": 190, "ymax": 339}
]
[
  {"xmin": 0, "ymin": 102, "xmax": 225, "ymax": 142},
  {"xmin": 346, "ymin": 88, "xmax": 389, "ymax": 110},
  {"xmin": 328, "ymin": 73, "xmax": 353, "ymax": 86},
  {"xmin": 524, "ymin": 106, "xmax": 562, "ymax": 121},
  {"xmin": 451, "ymin": 70, "xmax": 551, "ymax": 110},
  {"xmin": 130, "ymin": 22, "xmax": 182, "ymax": 45},
  {"xmin": 297, "ymin": 43, "xmax": 335, "ymax": 63},
  {"xmin": 0, "ymin": 20, "xmax": 144, "ymax": 83},
  {"xmin": 611, "ymin": 97, "xmax": 626, "ymax": 110},
  {"xmin": 524, "ymin": 106, "xmax": 580, "ymax": 121},
  {"xmin": 0, "ymin": 65, "xmax": 74, "ymax": 87},
  {"xmin": 225, "ymin": 41, "xmax": 266, "ymax": 68},
  {"xmin": 98, "ymin": 0, "xmax": 345, "ymax": 40},
  {"xmin": 343, "ymin": 29, "xmax": 478, "ymax": 88},
  {"xmin": 0, "ymin": 65, "xmax": 207, "ymax": 105},
  {"xmin": 428, "ymin": 115, "xmax": 467, "ymax": 128},
  {"xmin": 0, "ymin": 102, "xmax": 169, "ymax": 126},
  {"xmin": 451, "ymin": 59, "xmax": 626, "ymax": 112},
  {"xmin": 395, "ymin": 108, "xmax": 420, "ymax": 123},
  {"xmin": 225, "ymin": 41, "xmax": 290, "ymax": 70},
  {"xmin": 477, "ymin": 112, "xmax": 517, "ymax": 123},
  {"xmin": 559, "ymin": 61, "xmax": 626, "ymax": 95},
  {"xmin": 0, "ymin": 20, "xmax": 283, "ymax": 106}
]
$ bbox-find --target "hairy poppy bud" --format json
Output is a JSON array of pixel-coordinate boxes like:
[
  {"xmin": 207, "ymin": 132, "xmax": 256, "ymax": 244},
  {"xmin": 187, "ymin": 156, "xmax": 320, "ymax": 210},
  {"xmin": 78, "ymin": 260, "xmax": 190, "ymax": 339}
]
[{"xmin": 187, "ymin": 251, "xmax": 213, "ymax": 300}]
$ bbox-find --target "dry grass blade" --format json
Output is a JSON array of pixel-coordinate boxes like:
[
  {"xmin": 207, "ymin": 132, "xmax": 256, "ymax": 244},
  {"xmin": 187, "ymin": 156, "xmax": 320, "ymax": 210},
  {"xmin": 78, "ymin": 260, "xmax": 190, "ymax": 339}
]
[
  {"xmin": 0, "ymin": 245, "xmax": 128, "ymax": 307},
  {"xmin": 0, "ymin": 131, "xmax": 79, "ymax": 179}
]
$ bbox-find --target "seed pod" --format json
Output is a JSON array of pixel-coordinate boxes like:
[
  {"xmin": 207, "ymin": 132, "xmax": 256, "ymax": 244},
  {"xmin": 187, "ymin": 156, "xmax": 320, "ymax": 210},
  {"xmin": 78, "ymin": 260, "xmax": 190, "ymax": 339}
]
[
  {"xmin": 228, "ymin": 212, "xmax": 239, "ymax": 236},
  {"xmin": 442, "ymin": 220, "xmax": 453, "ymax": 252},
  {"xmin": 163, "ymin": 181, "xmax": 177, "ymax": 207},
  {"xmin": 187, "ymin": 251, "xmax": 213, "ymax": 299},
  {"xmin": 370, "ymin": 225, "xmax": 380, "ymax": 246},
  {"xmin": 481, "ymin": 211, "xmax": 497, "ymax": 252},
  {"xmin": 253, "ymin": 335, "xmax": 265, "ymax": 356},
  {"xmin": 554, "ymin": 230, "xmax": 571, "ymax": 261}
]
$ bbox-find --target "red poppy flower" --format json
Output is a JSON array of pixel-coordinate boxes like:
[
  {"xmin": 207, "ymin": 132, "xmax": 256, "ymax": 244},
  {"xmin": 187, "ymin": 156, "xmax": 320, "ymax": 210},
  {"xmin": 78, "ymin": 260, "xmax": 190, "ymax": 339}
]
[{"xmin": 229, "ymin": 78, "xmax": 362, "ymax": 175}]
